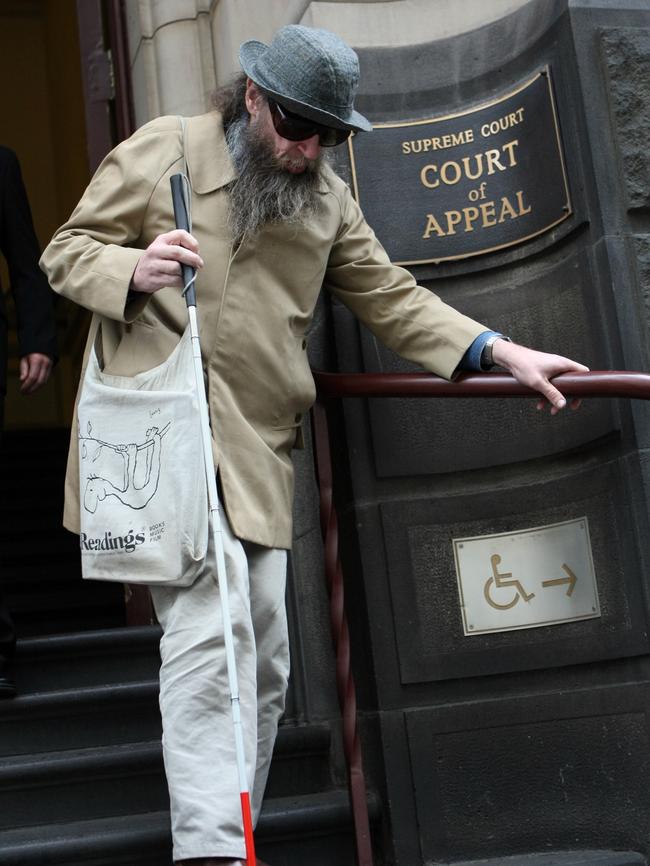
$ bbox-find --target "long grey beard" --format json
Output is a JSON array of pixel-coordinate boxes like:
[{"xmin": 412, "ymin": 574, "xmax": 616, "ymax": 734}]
[{"xmin": 225, "ymin": 113, "xmax": 325, "ymax": 240}]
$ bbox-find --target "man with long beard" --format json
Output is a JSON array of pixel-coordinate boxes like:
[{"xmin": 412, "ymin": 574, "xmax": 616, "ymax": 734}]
[{"xmin": 41, "ymin": 25, "xmax": 587, "ymax": 866}]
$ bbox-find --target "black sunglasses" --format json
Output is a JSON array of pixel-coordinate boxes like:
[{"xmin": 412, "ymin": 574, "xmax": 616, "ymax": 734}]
[{"xmin": 268, "ymin": 99, "xmax": 351, "ymax": 148}]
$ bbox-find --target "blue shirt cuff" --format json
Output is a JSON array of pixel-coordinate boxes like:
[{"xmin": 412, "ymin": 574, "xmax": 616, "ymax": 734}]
[{"xmin": 458, "ymin": 331, "xmax": 502, "ymax": 371}]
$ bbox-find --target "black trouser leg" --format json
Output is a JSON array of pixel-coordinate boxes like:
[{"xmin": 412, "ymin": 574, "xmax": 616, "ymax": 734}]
[
  {"xmin": 0, "ymin": 585, "xmax": 16, "ymax": 668},
  {"xmin": 0, "ymin": 398, "xmax": 15, "ymax": 669}
]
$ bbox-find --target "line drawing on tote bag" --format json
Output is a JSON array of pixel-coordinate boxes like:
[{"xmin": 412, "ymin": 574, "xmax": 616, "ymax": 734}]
[{"xmin": 80, "ymin": 419, "xmax": 171, "ymax": 513}]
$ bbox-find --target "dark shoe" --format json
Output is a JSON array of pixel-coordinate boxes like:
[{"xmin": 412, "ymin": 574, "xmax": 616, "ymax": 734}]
[{"xmin": 0, "ymin": 670, "xmax": 16, "ymax": 699}]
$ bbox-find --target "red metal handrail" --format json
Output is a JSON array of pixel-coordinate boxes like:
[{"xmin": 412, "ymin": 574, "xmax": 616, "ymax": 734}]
[
  {"xmin": 315, "ymin": 370, "xmax": 650, "ymax": 400},
  {"xmin": 310, "ymin": 369, "xmax": 650, "ymax": 866}
]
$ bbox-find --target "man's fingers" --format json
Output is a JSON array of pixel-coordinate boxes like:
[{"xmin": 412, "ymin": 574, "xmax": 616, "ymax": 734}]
[
  {"xmin": 156, "ymin": 260, "xmax": 183, "ymax": 277},
  {"xmin": 561, "ymin": 358, "xmax": 590, "ymax": 374},
  {"xmin": 497, "ymin": 343, "xmax": 588, "ymax": 416},
  {"xmin": 158, "ymin": 243, "xmax": 204, "ymax": 269},
  {"xmin": 20, "ymin": 365, "xmax": 39, "ymax": 393},
  {"xmin": 160, "ymin": 229, "xmax": 200, "ymax": 252},
  {"xmin": 132, "ymin": 256, "xmax": 185, "ymax": 292},
  {"xmin": 536, "ymin": 395, "xmax": 583, "ymax": 413},
  {"xmin": 157, "ymin": 230, "xmax": 204, "ymax": 268},
  {"xmin": 147, "ymin": 271, "xmax": 183, "ymax": 290},
  {"xmin": 131, "ymin": 229, "xmax": 205, "ymax": 293},
  {"xmin": 537, "ymin": 379, "xmax": 566, "ymax": 413},
  {"xmin": 28, "ymin": 371, "xmax": 48, "ymax": 393},
  {"xmin": 154, "ymin": 261, "xmax": 183, "ymax": 287},
  {"xmin": 19, "ymin": 355, "xmax": 53, "ymax": 394}
]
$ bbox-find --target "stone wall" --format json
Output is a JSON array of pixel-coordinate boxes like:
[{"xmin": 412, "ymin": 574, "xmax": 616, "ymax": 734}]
[{"xmin": 124, "ymin": 0, "xmax": 535, "ymax": 122}]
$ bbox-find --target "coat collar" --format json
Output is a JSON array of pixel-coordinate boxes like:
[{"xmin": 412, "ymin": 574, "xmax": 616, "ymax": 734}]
[
  {"xmin": 185, "ymin": 110, "xmax": 331, "ymax": 195},
  {"xmin": 185, "ymin": 111, "xmax": 237, "ymax": 194}
]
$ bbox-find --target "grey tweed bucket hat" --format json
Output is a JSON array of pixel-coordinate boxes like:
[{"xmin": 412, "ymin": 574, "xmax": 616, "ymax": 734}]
[{"xmin": 239, "ymin": 25, "xmax": 373, "ymax": 133}]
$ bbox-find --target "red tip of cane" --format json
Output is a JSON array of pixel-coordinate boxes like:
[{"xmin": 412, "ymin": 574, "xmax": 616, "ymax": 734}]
[{"xmin": 240, "ymin": 791, "xmax": 256, "ymax": 866}]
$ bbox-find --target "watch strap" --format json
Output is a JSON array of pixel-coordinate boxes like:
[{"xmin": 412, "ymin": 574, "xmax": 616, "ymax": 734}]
[{"xmin": 481, "ymin": 334, "xmax": 512, "ymax": 369}]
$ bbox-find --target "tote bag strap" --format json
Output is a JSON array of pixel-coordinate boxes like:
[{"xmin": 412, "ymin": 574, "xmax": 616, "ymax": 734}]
[{"xmin": 90, "ymin": 119, "xmax": 192, "ymax": 377}]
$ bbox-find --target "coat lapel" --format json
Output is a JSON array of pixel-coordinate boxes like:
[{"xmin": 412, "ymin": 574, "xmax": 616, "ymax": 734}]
[{"xmin": 185, "ymin": 111, "xmax": 237, "ymax": 193}]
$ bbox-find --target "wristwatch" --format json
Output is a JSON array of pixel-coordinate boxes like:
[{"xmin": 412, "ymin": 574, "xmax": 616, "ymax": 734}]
[{"xmin": 481, "ymin": 334, "xmax": 512, "ymax": 369}]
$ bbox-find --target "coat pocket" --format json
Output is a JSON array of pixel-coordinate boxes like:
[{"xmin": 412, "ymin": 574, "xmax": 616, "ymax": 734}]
[{"xmin": 271, "ymin": 332, "xmax": 315, "ymax": 433}]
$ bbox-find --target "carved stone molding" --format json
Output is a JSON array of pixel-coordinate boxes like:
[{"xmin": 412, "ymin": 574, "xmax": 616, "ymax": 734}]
[
  {"xmin": 300, "ymin": 0, "xmax": 552, "ymax": 47},
  {"xmin": 601, "ymin": 27, "xmax": 650, "ymax": 211},
  {"xmin": 635, "ymin": 235, "xmax": 650, "ymax": 356},
  {"xmin": 124, "ymin": 0, "xmax": 216, "ymax": 123}
]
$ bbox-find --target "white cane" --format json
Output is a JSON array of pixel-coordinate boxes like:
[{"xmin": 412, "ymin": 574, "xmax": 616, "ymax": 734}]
[{"xmin": 170, "ymin": 173, "xmax": 257, "ymax": 866}]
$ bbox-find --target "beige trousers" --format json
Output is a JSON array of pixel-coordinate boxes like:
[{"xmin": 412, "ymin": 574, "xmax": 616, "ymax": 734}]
[{"xmin": 150, "ymin": 509, "xmax": 289, "ymax": 862}]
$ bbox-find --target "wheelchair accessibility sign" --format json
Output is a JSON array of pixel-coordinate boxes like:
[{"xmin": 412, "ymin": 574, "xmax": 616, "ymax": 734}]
[{"xmin": 453, "ymin": 517, "xmax": 600, "ymax": 635}]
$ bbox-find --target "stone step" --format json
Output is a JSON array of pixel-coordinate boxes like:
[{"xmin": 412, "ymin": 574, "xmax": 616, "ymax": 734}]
[
  {"xmin": 0, "ymin": 557, "xmax": 81, "ymax": 585},
  {"xmin": 0, "ymin": 530, "xmax": 79, "ymax": 565},
  {"xmin": 0, "ymin": 811, "xmax": 171, "ymax": 866},
  {"xmin": 0, "ymin": 702, "xmax": 330, "ymax": 797},
  {"xmin": 12, "ymin": 606, "xmax": 126, "ymax": 638},
  {"xmin": 264, "ymin": 723, "xmax": 332, "ymax": 799},
  {"xmin": 0, "ymin": 725, "xmax": 334, "ymax": 831},
  {"xmin": 0, "ymin": 788, "xmax": 369, "ymax": 866},
  {"xmin": 258, "ymin": 789, "xmax": 368, "ymax": 866},
  {"xmin": 14, "ymin": 626, "xmax": 162, "ymax": 693},
  {"xmin": 0, "ymin": 741, "xmax": 168, "ymax": 831},
  {"xmin": 0, "ymin": 501, "xmax": 64, "ymax": 529},
  {"xmin": 6, "ymin": 579, "xmax": 126, "ymax": 637},
  {"xmin": 7, "ymin": 580, "xmax": 123, "ymax": 615},
  {"xmin": 10, "ymin": 595, "xmax": 126, "ymax": 638},
  {"xmin": 0, "ymin": 682, "xmax": 162, "ymax": 757},
  {"xmin": 450, "ymin": 853, "xmax": 647, "ymax": 866}
]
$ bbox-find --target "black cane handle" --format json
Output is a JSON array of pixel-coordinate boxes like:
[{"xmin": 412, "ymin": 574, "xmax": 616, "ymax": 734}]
[{"xmin": 170, "ymin": 174, "xmax": 197, "ymax": 307}]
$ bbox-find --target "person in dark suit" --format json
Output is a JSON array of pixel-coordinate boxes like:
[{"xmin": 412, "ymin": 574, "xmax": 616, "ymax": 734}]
[{"xmin": 0, "ymin": 146, "xmax": 58, "ymax": 697}]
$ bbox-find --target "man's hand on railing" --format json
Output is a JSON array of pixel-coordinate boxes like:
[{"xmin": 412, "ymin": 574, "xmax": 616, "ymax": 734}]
[{"xmin": 491, "ymin": 340, "xmax": 590, "ymax": 415}]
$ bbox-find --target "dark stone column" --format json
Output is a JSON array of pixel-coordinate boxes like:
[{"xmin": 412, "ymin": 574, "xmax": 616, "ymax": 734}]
[{"xmin": 310, "ymin": 2, "xmax": 650, "ymax": 863}]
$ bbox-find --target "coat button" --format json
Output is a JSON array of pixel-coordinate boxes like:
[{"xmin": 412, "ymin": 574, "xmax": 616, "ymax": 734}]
[
  {"xmin": 295, "ymin": 413, "xmax": 302, "ymax": 423},
  {"xmin": 301, "ymin": 339, "xmax": 307, "ymax": 350}
]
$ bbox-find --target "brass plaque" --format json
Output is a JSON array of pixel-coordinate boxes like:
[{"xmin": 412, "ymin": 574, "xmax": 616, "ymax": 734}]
[
  {"xmin": 453, "ymin": 517, "xmax": 600, "ymax": 636},
  {"xmin": 348, "ymin": 67, "xmax": 571, "ymax": 265}
]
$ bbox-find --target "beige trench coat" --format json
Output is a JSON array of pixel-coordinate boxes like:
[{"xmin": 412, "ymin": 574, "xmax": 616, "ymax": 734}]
[{"xmin": 41, "ymin": 111, "xmax": 486, "ymax": 549}]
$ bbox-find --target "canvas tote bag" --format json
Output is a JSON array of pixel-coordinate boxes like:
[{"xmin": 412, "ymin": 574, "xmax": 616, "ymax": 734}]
[{"xmin": 76, "ymin": 323, "xmax": 209, "ymax": 586}]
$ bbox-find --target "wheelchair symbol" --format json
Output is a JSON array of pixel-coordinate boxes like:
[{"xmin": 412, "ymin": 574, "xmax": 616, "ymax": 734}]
[{"xmin": 484, "ymin": 553, "xmax": 535, "ymax": 610}]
